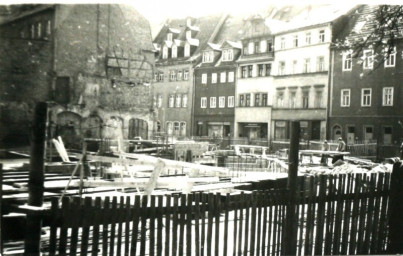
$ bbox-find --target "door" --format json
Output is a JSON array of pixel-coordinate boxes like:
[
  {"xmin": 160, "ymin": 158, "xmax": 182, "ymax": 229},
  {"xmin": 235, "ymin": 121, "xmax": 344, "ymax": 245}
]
[
  {"xmin": 311, "ymin": 121, "xmax": 321, "ymax": 140},
  {"xmin": 332, "ymin": 125, "xmax": 342, "ymax": 141},
  {"xmin": 364, "ymin": 126, "xmax": 373, "ymax": 142},
  {"xmin": 346, "ymin": 126, "xmax": 355, "ymax": 145}
]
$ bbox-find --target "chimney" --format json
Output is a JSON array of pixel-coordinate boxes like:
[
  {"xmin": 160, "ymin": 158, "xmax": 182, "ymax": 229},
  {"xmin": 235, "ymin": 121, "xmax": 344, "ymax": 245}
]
[{"xmin": 186, "ymin": 17, "xmax": 191, "ymax": 27}]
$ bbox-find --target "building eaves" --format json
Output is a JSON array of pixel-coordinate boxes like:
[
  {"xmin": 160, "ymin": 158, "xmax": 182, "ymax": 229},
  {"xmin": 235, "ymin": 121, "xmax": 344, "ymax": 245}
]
[{"xmin": 0, "ymin": 4, "xmax": 54, "ymax": 26}]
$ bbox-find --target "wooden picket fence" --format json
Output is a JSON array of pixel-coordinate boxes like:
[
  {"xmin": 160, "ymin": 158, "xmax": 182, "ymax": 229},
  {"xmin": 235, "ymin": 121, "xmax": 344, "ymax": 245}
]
[{"xmin": 39, "ymin": 172, "xmax": 391, "ymax": 256}]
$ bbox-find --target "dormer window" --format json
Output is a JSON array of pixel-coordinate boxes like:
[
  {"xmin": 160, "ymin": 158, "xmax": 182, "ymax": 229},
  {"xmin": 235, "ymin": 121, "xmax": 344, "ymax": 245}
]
[
  {"xmin": 167, "ymin": 33, "xmax": 173, "ymax": 41},
  {"xmin": 260, "ymin": 40, "xmax": 267, "ymax": 53},
  {"xmin": 172, "ymin": 45, "xmax": 177, "ymax": 58},
  {"xmin": 203, "ymin": 51, "xmax": 214, "ymax": 63},
  {"xmin": 222, "ymin": 49, "xmax": 233, "ymax": 61},
  {"xmin": 162, "ymin": 46, "xmax": 168, "ymax": 59},
  {"xmin": 186, "ymin": 30, "xmax": 192, "ymax": 40},
  {"xmin": 184, "ymin": 44, "xmax": 190, "ymax": 57}
]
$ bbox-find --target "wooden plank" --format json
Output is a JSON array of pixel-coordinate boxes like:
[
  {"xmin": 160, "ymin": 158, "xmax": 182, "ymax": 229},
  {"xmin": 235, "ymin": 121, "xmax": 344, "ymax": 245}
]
[
  {"xmin": 255, "ymin": 191, "xmax": 262, "ymax": 256},
  {"xmin": 370, "ymin": 173, "xmax": 383, "ymax": 254},
  {"xmin": 80, "ymin": 197, "xmax": 92, "ymax": 256},
  {"xmin": 172, "ymin": 194, "xmax": 179, "ymax": 256},
  {"xmin": 149, "ymin": 195, "xmax": 156, "ymax": 256},
  {"xmin": 340, "ymin": 174, "xmax": 353, "ymax": 255},
  {"xmin": 130, "ymin": 195, "xmax": 141, "ymax": 255},
  {"xmin": 323, "ymin": 175, "xmax": 335, "ymax": 255},
  {"xmin": 250, "ymin": 192, "xmax": 257, "ymax": 256},
  {"xmin": 214, "ymin": 193, "xmax": 221, "ymax": 256},
  {"xmin": 377, "ymin": 173, "xmax": 390, "ymax": 252},
  {"xmin": 243, "ymin": 193, "xmax": 250, "ymax": 256},
  {"xmin": 157, "ymin": 196, "xmax": 163, "ymax": 256},
  {"xmin": 332, "ymin": 174, "xmax": 344, "ymax": 254},
  {"xmin": 58, "ymin": 197, "xmax": 69, "ymax": 255},
  {"xmin": 116, "ymin": 197, "xmax": 125, "ymax": 256},
  {"xmin": 349, "ymin": 173, "xmax": 361, "ymax": 255},
  {"xmin": 194, "ymin": 193, "xmax": 201, "ymax": 256},
  {"xmin": 271, "ymin": 190, "xmax": 278, "ymax": 256},
  {"xmin": 297, "ymin": 178, "xmax": 307, "ymax": 256},
  {"xmin": 201, "ymin": 193, "xmax": 207, "ymax": 256},
  {"xmin": 304, "ymin": 176, "xmax": 315, "ymax": 256},
  {"xmin": 233, "ymin": 192, "xmax": 238, "ymax": 256},
  {"xmin": 314, "ymin": 175, "xmax": 327, "ymax": 255},
  {"xmin": 179, "ymin": 194, "xmax": 186, "ymax": 256},
  {"xmin": 102, "ymin": 197, "xmax": 110, "ymax": 256},
  {"xmin": 357, "ymin": 174, "xmax": 369, "ymax": 254},
  {"xmin": 237, "ymin": 192, "xmax": 244, "ymax": 256},
  {"xmin": 48, "ymin": 197, "xmax": 58, "ymax": 256},
  {"xmin": 109, "ymin": 197, "xmax": 118, "ymax": 256},
  {"xmin": 207, "ymin": 193, "xmax": 214, "ymax": 256},
  {"xmin": 363, "ymin": 173, "xmax": 376, "ymax": 254},
  {"xmin": 69, "ymin": 197, "xmax": 81, "ymax": 256},
  {"xmin": 164, "ymin": 195, "xmax": 172, "ymax": 256},
  {"xmin": 124, "ymin": 196, "xmax": 131, "ymax": 256},
  {"xmin": 187, "ymin": 194, "xmax": 193, "ymax": 256},
  {"xmin": 261, "ymin": 191, "xmax": 268, "ymax": 256},
  {"xmin": 223, "ymin": 193, "xmax": 229, "ymax": 256},
  {"xmin": 139, "ymin": 196, "xmax": 148, "ymax": 256},
  {"xmin": 92, "ymin": 197, "xmax": 101, "ymax": 256}
]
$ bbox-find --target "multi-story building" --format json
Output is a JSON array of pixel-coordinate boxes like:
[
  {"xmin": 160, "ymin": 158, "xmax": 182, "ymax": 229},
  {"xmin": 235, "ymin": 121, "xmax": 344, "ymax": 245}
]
[
  {"xmin": 152, "ymin": 15, "xmax": 226, "ymax": 139},
  {"xmin": 0, "ymin": 4, "xmax": 155, "ymax": 147},
  {"xmin": 271, "ymin": 5, "xmax": 353, "ymax": 141},
  {"xmin": 329, "ymin": 5, "xmax": 403, "ymax": 151},
  {"xmin": 193, "ymin": 15, "xmax": 243, "ymax": 137}
]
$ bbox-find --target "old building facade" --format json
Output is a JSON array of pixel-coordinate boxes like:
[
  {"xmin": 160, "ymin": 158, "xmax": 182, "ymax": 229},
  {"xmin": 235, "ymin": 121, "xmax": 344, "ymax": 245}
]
[
  {"xmin": 0, "ymin": 4, "xmax": 155, "ymax": 147},
  {"xmin": 329, "ymin": 5, "xmax": 403, "ymax": 149}
]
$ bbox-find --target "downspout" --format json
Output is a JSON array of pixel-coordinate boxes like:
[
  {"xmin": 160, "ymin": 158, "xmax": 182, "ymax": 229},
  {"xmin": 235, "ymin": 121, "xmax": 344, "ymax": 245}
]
[
  {"xmin": 327, "ymin": 45, "xmax": 335, "ymax": 140},
  {"xmin": 190, "ymin": 65, "xmax": 195, "ymax": 137}
]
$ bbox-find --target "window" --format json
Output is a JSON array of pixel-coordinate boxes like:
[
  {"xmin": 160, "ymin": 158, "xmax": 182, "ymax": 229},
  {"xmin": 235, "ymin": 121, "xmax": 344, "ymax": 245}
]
[
  {"xmin": 212, "ymin": 73, "xmax": 217, "ymax": 83},
  {"xmin": 37, "ymin": 22, "xmax": 42, "ymax": 38},
  {"xmin": 228, "ymin": 71, "xmax": 235, "ymax": 82},
  {"xmin": 167, "ymin": 33, "xmax": 173, "ymax": 41},
  {"xmin": 184, "ymin": 44, "xmax": 190, "ymax": 57},
  {"xmin": 302, "ymin": 91, "xmax": 309, "ymax": 108},
  {"xmin": 383, "ymin": 127, "xmax": 392, "ymax": 144},
  {"xmin": 260, "ymin": 40, "xmax": 267, "ymax": 53},
  {"xmin": 292, "ymin": 60, "xmax": 298, "ymax": 74},
  {"xmin": 280, "ymin": 37, "xmax": 285, "ymax": 49},
  {"xmin": 382, "ymin": 87, "xmax": 393, "ymax": 106},
  {"xmin": 293, "ymin": 35, "xmax": 298, "ymax": 47},
  {"xmin": 201, "ymin": 97, "xmax": 207, "ymax": 108},
  {"xmin": 275, "ymin": 121, "xmax": 287, "ymax": 139},
  {"xmin": 245, "ymin": 94, "xmax": 250, "ymax": 107},
  {"xmin": 267, "ymin": 40, "xmax": 273, "ymax": 52},
  {"xmin": 170, "ymin": 70, "xmax": 176, "ymax": 81},
  {"xmin": 314, "ymin": 90, "xmax": 322, "ymax": 108},
  {"xmin": 243, "ymin": 46, "xmax": 248, "ymax": 55},
  {"xmin": 168, "ymin": 95, "xmax": 174, "ymax": 108},
  {"xmin": 255, "ymin": 43, "xmax": 259, "ymax": 54},
  {"xmin": 162, "ymin": 46, "xmax": 168, "ymax": 59},
  {"xmin": 258, "ymin": 64, "xmax": 264, "ymax": 77},
  {"xmin": 203, "ymin": 51, "xmax": 214, "ymax": 63},
  {"xmin": 361, "ymin": 88, "xmax": 372, "ymax": 106},
  {"xmin": 265, "ymin": 64, "xmax": 271, "ymax": 76},
  {"xmin": 31, "ymin": 24, "xmax": 35, "ymax": 38},
  {"xmin": 177, "ymin": 71, "xmax": 182, "ymax": 80},
  {"xmin": 342, "ymin": 52, "xmax": 352, "ymax": 71},
  {"xmin": 277, "ymin": 92, "xmax": 284, "ymax": 107},
  {"xmin": 248, "ymin": 65, "xmax": 253, "ymax": 77},
  {"xmin": 180, "ymin": 122, "xmax": 186, "ymax": 136},
  {"xmin": 317, "ymin": 56, "xmax": 325, "ymax": 71},
  {"xmin": 202, "ymin": 73, "xmax": 207, "ymax": 84},
  {"xmin": 220, "ymin": 72, "xmax": 226, "ymax": 83},
  {"xmin": 172, "ymin": 45, "xmax": 177, "ymax": 58},
  {"xmin": 278, "ymin": 61, "xmax": 285, "ymax": 75},
  {"xmin": 255, "ymin": 93, "xmax": 260, "ymax": 106},
  {"xmin": 182, "ymin": 94, "xmax": 188, "ymax": 107},
  {"xmin": 305, "ymin": 32, "xmax": 311, "ymax": 45},
  {"xmin": 46, "ymin": 20, "xmax": 51, "ymax": 36},
  {"xmin": 262, "ymin": 93, "xmax": 268, "ymax": 106},
  {"xmin": 222, "ymin": 49, "xmax": 233, "ymax": 61},
  {"xmin": 210, "ymin": 97, "xmax": 216, "ymax": 108},
  {"xmin": 175, "ymin": 94, "xmax": 181, "ymax": 108},
  {"xmin": 248, "ymin": 42, "xmax": 254, "ymax": 54},
  {"xmin": 385, "ymin": 47, "xmax": 396, "ymax": 67},
  {"xmin": 341, "ymin": 89, "xmax": 350, "ymax": 107},
  {"xmin": 219, "ymin": 96, "xmax": 225, "ymax": 108},
  {"xmin": 239, "ymin": 95, "xmax": 244, "ymax": 106},
  {"xmin": 241, "ymin": 66, "xmax": 247, "ymax": 78},
  {"xmin": 173, "ymin": 122, "xmax": 180, "ymax": 136},
  {"xmin": 184, "ymin": 70, "xmax": 189, "ymax": 80},
  {"xmin": 157, "ymin": 95, "xmax": 162, "ymax": 108},
  {"xmin": 158, "ymin": 73, "xmax": 164, "ymax": 82},
  {"xmin": 166, "ymin": 122, "xmax": 173, "ymax": 135},
  {"xmin": 363, "ymin": 50, "xmax": 374, "ymax": 69},
  {"xmin": 228, "ymin": 96, "xmax": 234, "ymax": 107},
  {"xmin": 303, "ymin": 58, "xmax": 311, "ymax": 73},
  {"xmin": 319, "ymin": 30, "xmax": 325, "ymax": 43},
  {"xmin": 289, "ymin": 91, "xmax": 296, "ymax": 108}
]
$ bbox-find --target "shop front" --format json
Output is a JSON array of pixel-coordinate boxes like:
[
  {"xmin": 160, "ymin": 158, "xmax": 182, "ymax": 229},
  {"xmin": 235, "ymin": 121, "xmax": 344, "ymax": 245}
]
[{"xmin": 238, "ymin": 122, "xmax": 268, "ymax": 139}]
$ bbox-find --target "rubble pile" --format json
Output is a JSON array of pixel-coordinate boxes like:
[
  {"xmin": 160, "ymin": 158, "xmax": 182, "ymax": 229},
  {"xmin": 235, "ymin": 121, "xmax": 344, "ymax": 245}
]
[{"xmin": 300, "ymin": 162, "xmax": 393, "ymax": 175}]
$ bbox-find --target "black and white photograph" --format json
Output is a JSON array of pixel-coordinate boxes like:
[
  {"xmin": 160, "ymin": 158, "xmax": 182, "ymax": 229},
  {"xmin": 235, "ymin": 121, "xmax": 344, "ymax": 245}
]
[{"xmin": 0, "ymin": 0, "xmax": 403, "ymax": 255}]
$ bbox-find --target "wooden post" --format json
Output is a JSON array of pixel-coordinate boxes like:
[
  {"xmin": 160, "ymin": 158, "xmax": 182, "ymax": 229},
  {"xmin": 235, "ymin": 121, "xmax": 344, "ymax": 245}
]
[
  {"xmin": 283, "ymin": 121, "xmax": 300, "ymax": 255},
  {"xmin": 79, "ymin": 141, "xmax": 87, "ymax": 196},
  {"xmin": 25, "ymin": 102, "xmax": 47, "ymax": 255},
  {"xmin": 0, "ymin": 163, "xmax": 3, "ymax": 256},
  {"xmin": 387, "ymin": 159, "xmax": 403, "ymax": 253}
]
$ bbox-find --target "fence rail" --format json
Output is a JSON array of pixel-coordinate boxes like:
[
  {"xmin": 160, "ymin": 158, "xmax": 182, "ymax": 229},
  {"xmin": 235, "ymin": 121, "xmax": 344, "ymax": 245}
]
[{"xmin": 38, "ymin": 172, "xmax": 391, "ymax": 256}]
